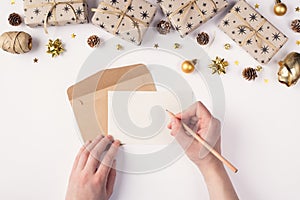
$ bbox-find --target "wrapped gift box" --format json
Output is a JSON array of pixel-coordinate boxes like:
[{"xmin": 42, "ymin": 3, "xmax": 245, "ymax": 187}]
[
  {"xmin": 91, "ymin": 0, "xmax": 157, "ymax": 45},
  {"xmin": 218, "ymin": 0, "xmax": 288, "ymax": 64},
  {"xmin": 158, "ymin": 0, "xmax": 228, "ymax": 37},
  {"xmin": 24, "ymin": 0, "xmax": 88, "ymax": 32}
]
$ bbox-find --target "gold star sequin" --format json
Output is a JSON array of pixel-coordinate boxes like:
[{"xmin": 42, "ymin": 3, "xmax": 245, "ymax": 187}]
[
  {"xmin": 33, "ymin": 58, "xmax": 38, "ymax": 63},
  {"xmin": 116, "ymin": 44, "xmax": 122, "ymax": 50},
  {"xmin": 296, "ymin": 7, "xmax": 300, "ymax": 12},
  {"xmin": 11, "ymin": 0, "xmax": 15, "ymax": 5},
  {"xmin": 264, "ymin": 79, "xmax": 269, "ymax": 84},
  {"xmin": 71, "ymin": 33, "xmax": 76, "ymax": 38},
  {"xmin": 296, "ymin": 40, "xmax": 300, "ymax": 45},
  {"xmin": 234, "ymin": 60, "xmax": 239, "ymax": 65},
  {"xmin": 174, "ymin": 43, "xmax": 180, "ymax": 49},
  {"xmin": 154, "ymin": 43, "xmax": 159, "ymax": 48},
  {"xmin": 254, "ymin": 3, "xmax": 259, "ymax": 9}
]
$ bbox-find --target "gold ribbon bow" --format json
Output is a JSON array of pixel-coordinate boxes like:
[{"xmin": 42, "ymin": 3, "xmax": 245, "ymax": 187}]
[
  {"xmin": 25, "ymin": 0, "xmax": 84, "ymax": 34},
  {"xmin": 91, "ymin": 0, "xmax": 148, "ymax": 43},
  {"xmin": 169, "ymin": 0, "xmax": 217, "ymax": 26},
  {"xmin": 232, "ymin": 12, "xmax": 276, "ymax": 50}
]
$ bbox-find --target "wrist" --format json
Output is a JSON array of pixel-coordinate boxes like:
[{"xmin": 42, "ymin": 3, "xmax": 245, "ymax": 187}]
[{"xmin": 196, "ymin": 158, "xmax": 225, "ymax": 176}]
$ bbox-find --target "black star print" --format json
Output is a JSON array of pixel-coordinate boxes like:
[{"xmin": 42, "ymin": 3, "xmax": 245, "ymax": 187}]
[
  {"xmin": 175, "ymin": 25, "xmax": 181, "ymax": 31},
  {"xmin": 99, "ymin": 23, "xmax": 105, "ymax": 28},
  {"xmin": 237, "ymin": 26, "xmax": 246, "ymax": 35},
  {"xmin": 140, "ymin": 10, "xmax": 149, "ymax": 19},
  {"xmin": 261, "ymin": 45, "xmax": 269, "ymax": 54},
  {"xmin": 127, "ymin": 4, "xmax": 134, "ymax": 12},
  {"xmin": 186, "ymin": 22, "xmax": 193, "ymax": 30},
  {"xmin": 101, "ymin": 7, "xmax": 108, "ymax": 11},
  {"xmin": 258, "ymin": 26, "xmax": 263, "ymax": 32},
  {"xmin": 223, "ymin": 19, "xmax": 230, "ymax": 27},
  {"xmin": 234, "ymin": 6, "xmax": 241, "ymax": 13},
  {"xmin": 212, "ymin": 8, "xmax": 218, "ymax": 13},
  {"xmin": 132, "ymin": 21, "xmax": 139, "ymax": 28},
  {"xmin": 76, "ymin": 7, "xmax": 84, "ymax": 17},
  {"xmin": 249, "ymin": 13, "xmax": 258, "ymax": 22},
  {"xmin": 63, "ymin": 5, "xmax": 70, "ymax": 13},
  {"xmin": 246, "ymin": 39, "xmax": 252, "ymax": 45},
  {"xmin": 272, "ymin": 32, "xmax": 281, "ymax": 41},
  {"xmin": 115, "ymin": 30, "xmax": 120, "ymax": 35},
  {"xmin": 130, "ymin": 37, "xmax": 136, "ymax": 43},
  {"xmin": 178, "ymin": 9, "xmax": 184, "ymax": 15},
  {"xmin": 201, "ymin": 10, "xmax": 207, "ymax": 15},
  {"xmin": 33, "ymin": 8, "xmax": 41, "ymax": 15},
  {"xmin": 110, "ymin": 0, "xmax": 119, "ymax": 5},
  {"xmin": 166, "ymin": 11, "xmax": 172, "ymax": 17}
]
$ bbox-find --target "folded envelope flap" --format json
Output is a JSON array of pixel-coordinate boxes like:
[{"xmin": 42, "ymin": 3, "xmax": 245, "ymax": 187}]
[
  {"xmin": 67, "ymin": 63, "xmax": 157, "ymax": 142},
  {"xmin": 67, "ymin": 63, "xmax": 153, "ymax": 101}
]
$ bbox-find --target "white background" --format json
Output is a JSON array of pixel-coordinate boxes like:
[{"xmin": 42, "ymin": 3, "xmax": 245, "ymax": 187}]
[{"xmin": 1, "ymin": 0, "xmax": 300, "ymax": 199}]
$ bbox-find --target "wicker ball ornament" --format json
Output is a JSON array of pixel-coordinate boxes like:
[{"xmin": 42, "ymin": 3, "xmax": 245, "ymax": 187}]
[
  {"xmin": 291, "ymin": 19, "xmax": 300, "ymax": 33},
  {"xmin": 8, "ymin": 13, "xmax": 22, "ymax": 26},
  {"xmin": 196, "ymin": 32, "xmax": 209, "ymax": 45},
  {"xmin": 242, "ymin": 67, "xmax": 258, "ymax": 81},
  {"xmin": 87, "ymin": 35, "xmax": 101, "ymax": 48},
  {"xmin": 156, "ymin": 20, "xmax": 171, "ymax": 35}
]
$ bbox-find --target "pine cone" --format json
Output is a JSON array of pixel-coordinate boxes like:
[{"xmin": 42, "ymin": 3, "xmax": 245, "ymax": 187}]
[
  {"xmin": 87, "ymin": 35, "xmax": 101, "ymax": 48},
  {"xmin": 242, "ymin": 67, "xmax": 258, "ymax": 81},
  {"xmin": 291, "ymin": 19, "xmax": 300, "ymax": 33},
  {"xmin": 8, "ymin": 13, "xmax": 22, "ymax": 26},
  {"xmin": 196, "ymin": 32, "xmax": 209, "ymax": 45},
  {"xmin": 156, "ymin": 20, "xmax": 171, "ymax": 35}
]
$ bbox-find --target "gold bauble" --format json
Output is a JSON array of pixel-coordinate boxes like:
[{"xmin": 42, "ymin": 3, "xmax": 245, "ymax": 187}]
[
  {"xmin": 274, "ymin": 0, "xmax": 287, "ymax": 16},
  {"xmin": 181, "ymin": 59, "xmax": 197, "ymax": 73},
  {"xmin": 278, "ymin": 52, "xmax": 300, "ymax": 87}
]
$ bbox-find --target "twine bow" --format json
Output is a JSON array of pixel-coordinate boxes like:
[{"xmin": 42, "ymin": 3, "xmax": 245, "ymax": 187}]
[
  {"xmin": 169, "ymin": 0, "xmax": 217, "ymax": 26},
  {"xmin": 25, "ymin": 0, "xmax": 84, "ymax": 34},
  {"xmin": 91, "ymin": 0, "xmax": 148, "ymax": 43},
  {"xmin": 232, "ymin": 12, "xmax": 276, "ymax": 50}
]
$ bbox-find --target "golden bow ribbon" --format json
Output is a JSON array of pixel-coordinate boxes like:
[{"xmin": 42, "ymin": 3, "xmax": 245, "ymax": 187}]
[
  {"xmin": 91, "ymin": 0, "xmax": 148, "ymax": 44},
  {"xmin": 25, "ymin": 0, "xmax": 84, "ymax": 34},
  {"xmin": 232, "ymin": 11, "xmax": 276, "ymax": 50},
  {"xmin": 169, "ymin": 0, "xmax": 217, "ymax": 28}
]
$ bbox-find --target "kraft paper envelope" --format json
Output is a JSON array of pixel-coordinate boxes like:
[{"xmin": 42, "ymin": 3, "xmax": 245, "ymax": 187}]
[{"xmin": 67, "ymin": 64, "xmax": 157, "ymax": 142}]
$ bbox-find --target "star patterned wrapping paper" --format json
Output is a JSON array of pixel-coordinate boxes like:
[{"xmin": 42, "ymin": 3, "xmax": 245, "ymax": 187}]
[
  {"xmin": 23, "ymin": 0, "xmax": 88, "ymax": 30},
  {"xmin": 158, "ymin": 0, "xmax": 228, "ymax": 37},
  {"xmin": 218, "ymin": 0, "xmax": 288, "ymax": 64},
  {"xmin": 91, "ymin": 0, "xmax": 157, "ymax": 45}
]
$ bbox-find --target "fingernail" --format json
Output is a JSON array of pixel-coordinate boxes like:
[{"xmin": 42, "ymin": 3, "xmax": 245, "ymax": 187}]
[
  {"xmin": 107, "ymin": 135, "xmax": 114, "ymax": 140},
  {"xmin": 114, "ymin": 139, "xmax": 121, "ymax": 146}
]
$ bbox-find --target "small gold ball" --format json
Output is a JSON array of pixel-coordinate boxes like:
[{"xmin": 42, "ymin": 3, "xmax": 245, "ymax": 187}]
[
  {"xmin": 274, "ymin": 3, "xmax": 287, "ymax": 16},
  {"xmin": 181, "ymin": 60, "xmax": 195, "ymax": 73},
  {"xmin": 224, "ymin": 43, "xmax": 231, "ymax": 50}
]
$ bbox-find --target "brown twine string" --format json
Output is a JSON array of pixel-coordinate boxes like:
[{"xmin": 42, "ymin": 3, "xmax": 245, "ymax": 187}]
[
  {"xmin": 24, "ymin": 0, "xmax": 84, "ymax": 34},
  {"xmin": 91, "ymin": 0, "xmax": 148, "ymax": 43}
]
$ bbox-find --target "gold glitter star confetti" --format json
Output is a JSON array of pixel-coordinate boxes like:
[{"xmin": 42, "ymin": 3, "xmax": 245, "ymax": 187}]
[
  {"xmin": 296, "ymin": 40, "xmax": 300, "ymax": 45},
  {"xmin": 154, "ymin": 43, "xmax": 159, "ymax": 48},
  {"xmin": 254, "ymin": 3, "xmax": 259, "ymax": 9},
  {"xmin": 209, "ymin": 56, "xmax": 229, "ymax": 75},
  {"xmin": 256, "ymin": 65, "xmax": 263, "ymax": 71},
  {"xmin": 46, "ymin": 39, "xmax": 64, "ymax": 57},
  {"xmin": 234, "ymin": 60, "xmax": 239, "ymax": 65},
  {"xmin": 264, "ymin": 79, "xmax": 269, "ymax": 84},
  {"xmin": 11, "ymin": 0, "xmax": 15, "ymax": 5},
  {"xmin": 71, "ymin": 33, "xmax": 76, "ymax": 38},
  {"xmin": 296, "ymin": 7, "xmax": 300, "ymax": 12},
  {"xmin": 33, "ymin": 58, "xmax": 38, "ymax": 63},
  {"xmin": 116, "ymin": 44, "xmax": 123, "ymax": 50},
  {"xmin": 174, "ymin": 43, "xmax": 180, "ymax": 49}
]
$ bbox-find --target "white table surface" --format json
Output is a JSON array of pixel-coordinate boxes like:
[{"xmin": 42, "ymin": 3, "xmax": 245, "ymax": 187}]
[{"xmin": 1, "ymin": 0, "xmax": 300, "ymax": 199}]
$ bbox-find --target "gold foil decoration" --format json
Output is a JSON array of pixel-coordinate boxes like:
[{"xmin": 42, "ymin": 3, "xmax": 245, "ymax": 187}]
[
  {"xmin": 46, "ymin": 39, "xmax": 64, "ymax": 57},
  {"xmin": 209, "ymin": 57, "xmax": 229, "ymax": 75},
  {"xmin": 278, "ymin": 52, "xmax": 300, "ymax": 87}
]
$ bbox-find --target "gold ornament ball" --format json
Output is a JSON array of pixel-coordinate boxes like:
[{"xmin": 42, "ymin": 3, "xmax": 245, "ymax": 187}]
[
  {"xmin": 181, "ymin": 59, "xmax": 197, "ymax": 73},
  {"xmin": 224, "ymin": 43, "xmax": 231, "ymax": 50},
  {"xmin": 274, "ymin": 1, "xmax": 287, "ymax": 16}
]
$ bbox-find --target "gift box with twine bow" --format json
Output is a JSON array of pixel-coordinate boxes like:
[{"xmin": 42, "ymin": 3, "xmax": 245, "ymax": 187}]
[
  {"xmin": 23, "ymin": 0, "xmax": 88, "ymax": 34},
  {"xmin": 218, "ymin": 0, "xmax": 288, "ymax": 64},
  {"xmin": 158, "ymin": 0, "xmax": 228, "ymax": 37},
  {"xmin": 91, "ymin": 0, "xmax": 157, "ymax": 45}
]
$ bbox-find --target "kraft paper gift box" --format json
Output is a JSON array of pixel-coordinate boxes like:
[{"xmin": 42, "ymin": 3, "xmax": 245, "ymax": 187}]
[
  {"xmin": 158, "ymin": 0, "xmax": 228, "ymax": 37},
  {"xmin": 23, "ymin": 0, "xmax": 88, "ymax": 33},
  {"xmin": 91, "ymin": 0, "xmax": 157, "ymax": 45},
  {"xmin": 67, "ymin": 64, "xmax": 156, "ymax": 142},
  {"xmin": 218, "ymin": 0, "xmax": 288, "ymax": 64}
]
